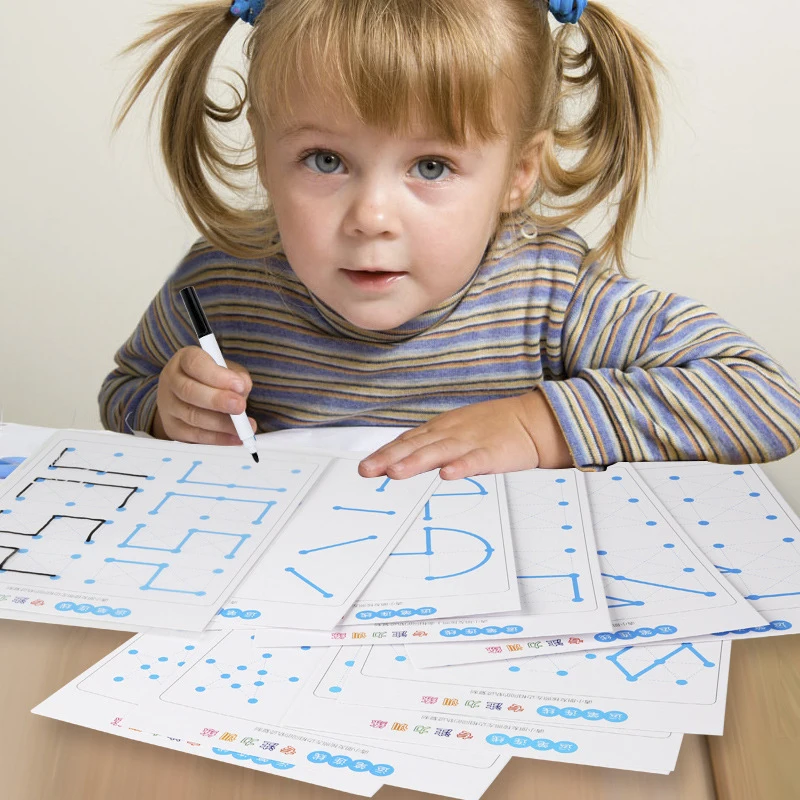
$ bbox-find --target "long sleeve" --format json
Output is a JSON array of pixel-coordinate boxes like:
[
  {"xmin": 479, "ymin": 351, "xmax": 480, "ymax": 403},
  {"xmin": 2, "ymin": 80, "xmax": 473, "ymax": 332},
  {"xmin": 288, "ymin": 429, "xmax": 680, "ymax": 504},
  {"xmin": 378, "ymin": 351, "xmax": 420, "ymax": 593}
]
[
  {"xmin": 540, "ymin": 260, "xmax": 800, "ymax": 468},
  {"xmin": 98, "ymin": 260, "xmax": 198, "ymax": 434}
]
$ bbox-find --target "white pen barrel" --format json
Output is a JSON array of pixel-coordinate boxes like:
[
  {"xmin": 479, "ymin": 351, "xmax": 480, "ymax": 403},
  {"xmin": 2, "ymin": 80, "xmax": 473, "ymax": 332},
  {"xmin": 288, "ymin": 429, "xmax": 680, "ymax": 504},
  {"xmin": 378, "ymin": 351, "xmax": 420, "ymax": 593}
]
[{"xmin": 198, "ymin": 333, "xmax": 255, "ymax": 445}]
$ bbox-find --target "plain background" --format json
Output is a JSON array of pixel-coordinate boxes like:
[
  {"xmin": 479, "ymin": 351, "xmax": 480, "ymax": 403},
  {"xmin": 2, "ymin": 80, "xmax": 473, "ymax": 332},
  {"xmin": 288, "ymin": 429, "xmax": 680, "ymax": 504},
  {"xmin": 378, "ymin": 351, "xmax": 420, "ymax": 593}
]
[{"xmin": 1, "ymin": 0, "xmax": 798, "ymax": 502}]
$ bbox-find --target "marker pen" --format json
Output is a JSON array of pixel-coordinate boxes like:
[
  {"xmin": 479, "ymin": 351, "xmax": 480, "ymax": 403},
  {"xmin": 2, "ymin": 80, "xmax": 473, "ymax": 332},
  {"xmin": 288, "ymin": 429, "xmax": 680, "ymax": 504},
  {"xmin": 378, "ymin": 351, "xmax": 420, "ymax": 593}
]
[{"xmin": 179, "ymin": 286, "xmax": 259, "ymax": 463}]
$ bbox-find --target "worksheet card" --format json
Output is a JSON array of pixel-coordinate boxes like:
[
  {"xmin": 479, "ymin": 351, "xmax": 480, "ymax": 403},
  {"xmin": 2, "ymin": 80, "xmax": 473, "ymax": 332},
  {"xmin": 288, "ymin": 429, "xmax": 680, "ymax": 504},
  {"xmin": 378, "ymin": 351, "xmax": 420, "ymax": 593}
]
[
  {"xmin": 283, "ymin": 640, "xmax": 730, "ymax": 740},
  {"xmin": 280, "ymin": 645, "xmax": 684, "ymax": 773},
  {"xmin": 33, "ymin": 630, "xmax": 509, "ymax": 800},
  {"xmin": 407, "ymin": 463, "xmax": 765, "ymax": 668},
  {"xmin": 635, "ymin": 461, "xmax": 800, "ymax": 642},
  {"xmin": 0, "ymin": 431, "xmax": 330, "ymax": 630},
  {"xmin": 340, "ymin": 474, "xmax": 521, "ymax": 623},
  {"xmin": 250, "ymin": 468, "xmax": 611, "ymax": 645}
]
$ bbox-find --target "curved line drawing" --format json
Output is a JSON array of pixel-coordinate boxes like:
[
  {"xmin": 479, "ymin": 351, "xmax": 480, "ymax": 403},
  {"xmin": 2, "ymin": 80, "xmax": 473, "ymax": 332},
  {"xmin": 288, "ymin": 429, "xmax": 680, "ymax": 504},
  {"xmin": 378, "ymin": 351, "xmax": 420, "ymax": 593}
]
[{"xmin": 390, "ymin": 526, "xmax": 494, "ymax": 580}]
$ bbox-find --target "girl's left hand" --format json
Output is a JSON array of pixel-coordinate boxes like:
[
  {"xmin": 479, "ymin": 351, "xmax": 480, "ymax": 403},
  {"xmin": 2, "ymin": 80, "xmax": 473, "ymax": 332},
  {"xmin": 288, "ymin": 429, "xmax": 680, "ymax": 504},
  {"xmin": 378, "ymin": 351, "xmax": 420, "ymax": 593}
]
[{"xmin": 358, "ymin": 392, "xmax": 571, "ymax": 481}]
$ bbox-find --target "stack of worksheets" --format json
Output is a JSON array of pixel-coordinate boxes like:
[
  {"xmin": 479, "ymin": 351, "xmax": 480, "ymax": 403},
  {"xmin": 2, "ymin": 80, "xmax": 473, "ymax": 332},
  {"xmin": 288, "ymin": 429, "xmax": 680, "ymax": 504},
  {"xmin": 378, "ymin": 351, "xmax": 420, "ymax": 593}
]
[{"xmin": 1, "ymin": 425, "xmax": 798, "ymax": 798}]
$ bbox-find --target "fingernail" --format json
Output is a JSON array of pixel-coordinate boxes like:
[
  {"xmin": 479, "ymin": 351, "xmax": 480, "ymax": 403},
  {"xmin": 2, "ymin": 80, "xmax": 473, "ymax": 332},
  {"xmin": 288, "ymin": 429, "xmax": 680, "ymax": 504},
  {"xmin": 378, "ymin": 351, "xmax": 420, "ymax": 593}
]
[
  {"xmin": 226, "ymin": 398, "xmax": 242, "ymax": 414},
  {"xmin": 360, "ymin": 459, "xmax": 373, "ymax": 469}
]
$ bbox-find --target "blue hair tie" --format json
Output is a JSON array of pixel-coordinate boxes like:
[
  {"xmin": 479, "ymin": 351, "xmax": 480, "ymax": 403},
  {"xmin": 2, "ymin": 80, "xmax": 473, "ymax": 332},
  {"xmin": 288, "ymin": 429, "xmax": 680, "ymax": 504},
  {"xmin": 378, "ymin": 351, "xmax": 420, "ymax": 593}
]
[
  {"xmin": 548, "ymin": 0, "xmax": 587, "ymax": 24},
  {"xmin": 230, "ymin": 0, "xmax": 265, "ymax": 25}
]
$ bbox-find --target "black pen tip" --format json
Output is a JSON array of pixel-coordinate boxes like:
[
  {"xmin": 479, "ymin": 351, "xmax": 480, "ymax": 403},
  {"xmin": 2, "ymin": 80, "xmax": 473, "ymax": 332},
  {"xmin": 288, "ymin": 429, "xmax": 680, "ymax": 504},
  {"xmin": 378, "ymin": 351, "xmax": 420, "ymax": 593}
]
[{"xmin": 252, "ymin": 452, "xmax": 259, "ymax": 464}]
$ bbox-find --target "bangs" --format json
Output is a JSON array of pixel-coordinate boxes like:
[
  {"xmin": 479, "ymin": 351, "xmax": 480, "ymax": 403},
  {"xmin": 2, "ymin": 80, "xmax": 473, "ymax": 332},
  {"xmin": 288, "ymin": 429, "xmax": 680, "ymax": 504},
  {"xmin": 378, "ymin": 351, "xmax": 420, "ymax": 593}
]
[{"xmin": 248, "ymin": 0, "xmax": 512, "ymax": 144}]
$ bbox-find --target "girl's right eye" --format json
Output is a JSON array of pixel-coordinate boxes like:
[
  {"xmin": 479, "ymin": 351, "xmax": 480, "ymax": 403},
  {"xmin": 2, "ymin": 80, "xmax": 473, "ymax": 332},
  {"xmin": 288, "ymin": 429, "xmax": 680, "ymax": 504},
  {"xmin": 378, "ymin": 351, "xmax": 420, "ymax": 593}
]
[{"xmin": 303, "ymin": 151, "xmax": 342, "ymax": 174}]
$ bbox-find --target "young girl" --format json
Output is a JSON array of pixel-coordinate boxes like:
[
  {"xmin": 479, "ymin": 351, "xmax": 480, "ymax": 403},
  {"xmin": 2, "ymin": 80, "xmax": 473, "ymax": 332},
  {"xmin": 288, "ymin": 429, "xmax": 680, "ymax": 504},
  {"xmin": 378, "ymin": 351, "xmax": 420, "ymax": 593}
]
[{"xmin": 100, "ymin": 0, "xmax": 800, "ymax": 481}]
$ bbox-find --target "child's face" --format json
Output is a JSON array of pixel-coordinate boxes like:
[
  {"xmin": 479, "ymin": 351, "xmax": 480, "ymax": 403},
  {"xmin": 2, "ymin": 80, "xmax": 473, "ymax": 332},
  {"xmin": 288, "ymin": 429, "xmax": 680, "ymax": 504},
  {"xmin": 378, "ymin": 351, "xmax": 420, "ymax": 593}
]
[{"xmin": 256, "ymin": 89, "xmax": 532, "ymax": 331}]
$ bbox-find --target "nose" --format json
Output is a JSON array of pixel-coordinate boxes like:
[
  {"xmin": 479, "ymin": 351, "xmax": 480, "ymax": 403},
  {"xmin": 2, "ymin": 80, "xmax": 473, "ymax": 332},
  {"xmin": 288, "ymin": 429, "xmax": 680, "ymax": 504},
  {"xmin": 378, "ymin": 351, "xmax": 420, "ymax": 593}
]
[{"xmin": 342, "ymin": 175, "xmax": 399, "ymax": 239}]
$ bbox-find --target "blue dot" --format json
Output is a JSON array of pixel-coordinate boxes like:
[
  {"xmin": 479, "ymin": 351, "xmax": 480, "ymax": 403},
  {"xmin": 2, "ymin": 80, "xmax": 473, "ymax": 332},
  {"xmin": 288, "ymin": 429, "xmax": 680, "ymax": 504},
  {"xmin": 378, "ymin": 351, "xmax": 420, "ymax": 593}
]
[
  {"xmin": 395, "ymin": 655, "xmax": 407, "ymax": 662},
  {"xmin": 612, "ymin": 475, "xmax": 622, "ymax": 481},
  {"xmin": 257, "ymin": 669, "xmax": 267, "ymax": 675},
  {"xmin": 128, "ymin": 649, "xmax": 138, "ymax": 655},
  {"xmin": 561, "ymin": 525, "xmax": 573, "ymax": 530},
  {"xmin": 784, "ymin": 538, "xmax": 795, "ymax": 543},
  {"xmin": 329, "ymin": 686, "xmax": 342, "ymax": 693},
  {"xmin": 237, "ymin": 665, "xmax": 247, "ymax": 671},
  {"xmin": 766, "ymin": 515, "xmax": 778, "ymax": 521},
  {"xmin": 247, "ymin": 698, "xmax": 258, "ymax": 704},
  {"xmin": 564, "ymin": 548, "xmax": 576, "ymax": 553},
  {"xmin": 212, "ymin": 568, "xmax": 224, "ymax": 574},
  {"xmin": 18, "ymin": 548, "xmax": 28, "ymax": 554},
  {"xmin": 84, "ymin": 579, "xmax": 95, "ymax": 584},
  {"xmin": 558, "ymin": 501, "xmax": 569, "ymax": 506},
  {"xmin": 509, "ymin": 666, "xmax": 521, "ymax": 672},
  {"xmin": 628, "ymin": 498, "xmax": 639, "ymax": 503},
  {"xmin": 195, "ymin": 686, "xmax": 206, "ymax": 692},
  {"xmin": 713, "ymin": 543, "xmax": 725, "ymax": 549},
  {"xmin": 663, "ymin": 543, "xmax": 675, "ymax": 549},
  {"xmin": 206, "ymin": 658, "xmax": 216, "ymax": 664},
  {"xmin": 177, "ymin": 661, "xmax": 185, "ymax": 667},
  {"xmin": 231, "ymin": 683, "xmax": 241, "ymax": 689},
  {"xmin": 158, "ymin": 656, "xmax": 168, "ymax": 662},
  {"xmin": 300, "ymin": 646, "xmax": 311, "ymax": 650},
  {"xmin": 149, "ymin": 674, "xmax": 159, "ymax": 680},
  {"xmin": 555, "ymin": 478, "xmax": 566, "ymax": 483},
  {"xmin": 676, "ymin": 679, "xmax": 688, "ymax": 686},
  {"xmin": 597, "ymin": 550, "xmax": 607, "ymax": 556},
  {"xmin": 698, "ymin": 520, "xmax": 709, "ymax": 526},
  {"xmin": 556, "ymin": 670, "xmax": 568, "ymax": 676},
  {"xmin": 113, "ymin": 676, "xmax": 124, "ymax": 682},
  {"xmin": 683, "ymin": 567, "xmax": 695, "ymax": 573},
  {"xmin": 669, "ymin": 475, "xmax": 680, "ymax": 481},
  {"xmin": 262, "ymin": 653, "xmax": 272, "ymax": 659},
  {"xmin": 200, "ymin": 515, "xmax": 210, "ymax": 520},
  {"xmin": 71, "ymin": 554, "xmax": 81, "ymax": 559},
  {"xmin": 733, "ymin": 470, "xmax": 744, "ymax": 475},
  {"xmin": 241, "ymin": 465, "xmax": 251, "ymax": 470},
  {"xmin": 289, "ymin": 676, "xmax": 299, "ymax": 682},
  {"xmin": 140, "ymin": 664, "xmax": 150, "ymax": 671},
  {"xmin": 185, "ymin": 645, "xmax": 195, "ymax": 651},
  {"xmin": 221, "ymin": 673, "xmax": 231, "ymax": 679},
  {"xmin": 66, "ymin": 502, "xmax": 76, "ymax": 507},
  {"xmin": 162, "ymin": 457, "xmax": 172, "ymax": 462},
  {"xmin": 683, "ymin": 497, "xmax": 694, "ymax": 503},
  {"xmin": 291, "ymin": 469, "xmax": 301, "ymax": 474},
  {"xmin": 646, "ymin": 520, "xmax": 657, "ymax": 526},
  {"xmin": 114, "ymin": 453, "xmax": 123, "ymax": 458},
  {"xmin": 50, "ymin": 575, "xmax": 61, "ymax": 580},
  {"xmin": 585, "ymin": 653, "xmax": 597, "ymax": 659},
  {"xmin": 749, "ymin": 492, "xmax": 760, "ymax": 497},
  {"xmin": 344, "ymin": 660, "xmax": 355, "ymax": 667},
  {"xmin": 254, "ymin": 681, "xmax": 264, "ymax": 687}
]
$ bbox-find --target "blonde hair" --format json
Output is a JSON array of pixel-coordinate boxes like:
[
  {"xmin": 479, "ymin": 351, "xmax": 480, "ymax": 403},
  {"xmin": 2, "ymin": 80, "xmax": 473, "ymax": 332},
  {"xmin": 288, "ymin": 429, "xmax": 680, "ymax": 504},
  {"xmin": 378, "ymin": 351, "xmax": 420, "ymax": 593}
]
[{"xmin": 117, "ymin": 0, "xmax": 660, "ymax": 272}]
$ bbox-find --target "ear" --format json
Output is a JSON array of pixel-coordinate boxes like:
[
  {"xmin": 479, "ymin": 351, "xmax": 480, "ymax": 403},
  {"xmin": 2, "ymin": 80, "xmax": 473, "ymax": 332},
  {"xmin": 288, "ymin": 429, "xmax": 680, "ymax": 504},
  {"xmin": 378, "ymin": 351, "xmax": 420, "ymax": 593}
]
[{"xmin": 501, "ymin": 131, "xmax": 548, "ymax": 213}]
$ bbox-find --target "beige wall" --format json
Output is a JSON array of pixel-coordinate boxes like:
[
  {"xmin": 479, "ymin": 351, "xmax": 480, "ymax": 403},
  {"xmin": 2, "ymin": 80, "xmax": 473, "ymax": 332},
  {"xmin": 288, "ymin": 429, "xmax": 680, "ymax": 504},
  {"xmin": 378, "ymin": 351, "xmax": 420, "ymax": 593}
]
[{"xmin": 1, "ymin": 0, "xmax": 798, "ymax": 502}]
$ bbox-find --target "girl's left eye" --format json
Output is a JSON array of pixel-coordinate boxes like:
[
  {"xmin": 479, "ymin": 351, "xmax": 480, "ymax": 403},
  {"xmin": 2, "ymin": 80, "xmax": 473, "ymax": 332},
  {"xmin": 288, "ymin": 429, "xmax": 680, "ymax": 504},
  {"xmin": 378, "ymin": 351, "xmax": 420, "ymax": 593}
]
[{"xmin": 412, "ymin": 159, "xmax": 450, "ymax": 181}]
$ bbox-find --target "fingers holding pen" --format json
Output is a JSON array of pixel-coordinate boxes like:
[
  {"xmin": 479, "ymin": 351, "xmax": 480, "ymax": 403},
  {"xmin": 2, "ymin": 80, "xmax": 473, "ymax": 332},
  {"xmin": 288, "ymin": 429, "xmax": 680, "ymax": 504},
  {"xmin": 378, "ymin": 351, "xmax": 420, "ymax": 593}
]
[{"xmin": 155, "ymin": 346, "xmax": 257, "ymax": 445}]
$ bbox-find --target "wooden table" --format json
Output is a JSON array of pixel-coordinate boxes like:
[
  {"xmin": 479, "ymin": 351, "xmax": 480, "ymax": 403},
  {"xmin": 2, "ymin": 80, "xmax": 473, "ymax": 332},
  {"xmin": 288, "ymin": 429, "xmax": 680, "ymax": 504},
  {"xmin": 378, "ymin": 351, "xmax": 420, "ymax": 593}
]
[{"xmin": 2, "ymin": 617, "xmax": 796, "ymax": 800}]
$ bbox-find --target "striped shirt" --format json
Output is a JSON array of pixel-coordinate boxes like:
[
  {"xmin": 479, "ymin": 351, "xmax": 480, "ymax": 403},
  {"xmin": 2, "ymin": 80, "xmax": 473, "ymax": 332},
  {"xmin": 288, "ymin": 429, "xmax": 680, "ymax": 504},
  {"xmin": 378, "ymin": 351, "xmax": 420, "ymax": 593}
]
[{"xmin": 98, "ymin": 226, "xmax": 800, "ymax": 468}]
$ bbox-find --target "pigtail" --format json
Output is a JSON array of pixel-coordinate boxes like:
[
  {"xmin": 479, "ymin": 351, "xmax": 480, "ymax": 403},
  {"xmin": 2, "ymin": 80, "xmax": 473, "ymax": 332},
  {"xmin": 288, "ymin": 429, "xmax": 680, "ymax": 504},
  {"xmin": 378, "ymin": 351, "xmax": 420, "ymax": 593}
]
[
  {"xmin": 535, "ymin": 2, "xmax": 661, "ymax": 273},
  {"xmin": 115, "ymin": 2, "xmax": 271, "ymax": 260}
]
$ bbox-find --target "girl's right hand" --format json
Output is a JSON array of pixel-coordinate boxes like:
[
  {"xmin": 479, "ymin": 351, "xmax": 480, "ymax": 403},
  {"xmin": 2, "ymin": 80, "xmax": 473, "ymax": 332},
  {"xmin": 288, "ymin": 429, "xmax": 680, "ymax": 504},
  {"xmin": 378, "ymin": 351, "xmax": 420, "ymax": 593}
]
[{"xmin": 152, "ymin": 346, "xmax": 257, "ymax": 445}]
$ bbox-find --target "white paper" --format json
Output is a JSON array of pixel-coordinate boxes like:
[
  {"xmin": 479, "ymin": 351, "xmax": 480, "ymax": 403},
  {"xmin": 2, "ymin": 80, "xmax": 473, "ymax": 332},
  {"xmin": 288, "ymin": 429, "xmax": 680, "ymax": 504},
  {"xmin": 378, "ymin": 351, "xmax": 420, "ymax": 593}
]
[
  {"xmin": 635, "ymin": 461, "xmax": 800, "ymax": 642},
  {"xmin": 280, "ymin": 644, "xmax": 684, "ymax": 773},
  {"xmin": 0, "ymin": 431, "xmax": 335, "ymax": 629},
  {"xmin": 339, "ymin": 474, "xmax": 521, "ymax": 623},
  {"xmin": 252, "ymin": 469, "xmax": 611, "ymax": 645},
  {"xmin": 407, "ymin": 463, "xmax": 766, "ymax": 668},
  {"xmin": 213, "ymin": 460, "xmax": 441, "ymax": 630},
  {"xmin": 33, "ymin": 629, "xmax": 509, "ymax": 800}
]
